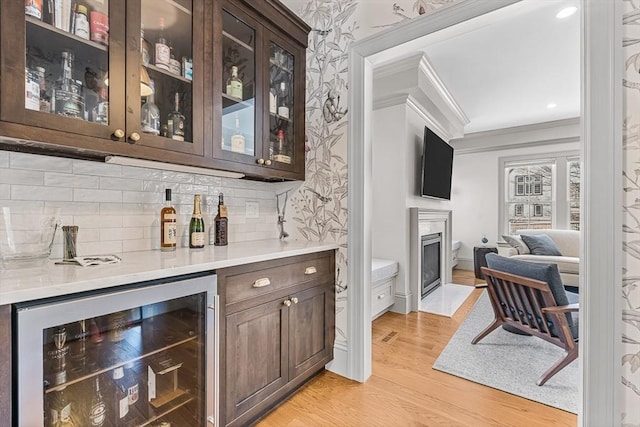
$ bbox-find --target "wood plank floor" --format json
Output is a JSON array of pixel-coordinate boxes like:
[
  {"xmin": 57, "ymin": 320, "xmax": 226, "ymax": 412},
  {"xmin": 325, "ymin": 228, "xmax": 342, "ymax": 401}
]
[{"xmin": 257, "ymin": 269, "xmax": 577, "ymax": 427}]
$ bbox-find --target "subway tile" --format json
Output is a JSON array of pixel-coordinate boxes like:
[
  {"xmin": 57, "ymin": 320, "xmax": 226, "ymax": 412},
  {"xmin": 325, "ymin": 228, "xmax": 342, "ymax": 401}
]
[
  {"xmin": 194, "ymin": 175, "xmax": 221, "ymax": 186},
  {"xmin": 123, "ymin": 239, "xmax": 154, "ymax": 253},
  {"xmin": 121, "ymin": 166, "xmax": 163, "ymax": 180},
  {"xmin": 0, "ymin": 200, "xmax": 44, "ymax": 211},
  {"xmin": 10, "ymin": 152, "xmax": 73, "ymax": 172},
  {"xmin": 74, "ymin": 188, "xmax": 122, "ymax": 203},
  {"xmin": 76, "ymin": 228, "xmax": 100, "ymax": 242},
  {"xmin": 11, "ymin": 185, "xmax": 72, "ymax": 201},
  {"xmin": 46, "ymin": 201, "xmax": 100, "ymax": 215},
  {"xmin": 100, "ymin": 227, "xmax": 144, "ymax": 241},
  {"xmin": 73, "ymin": 160, "xmax": 122, "ymax": 177},
  {"xmin": 78, "ymin": 240, "xmax": 123, "ymax": 255},
  {"xmin": 162, "ymin": 171, "xmax": 194, "ymax": 183},
  {"xmin": 142, "ymin": 180, "xmax": 167, "ymax": 193},
  {"xmin": 122, "ymin": 215, "xmax": 156, "ymax": 228},
  {"xmin": 0, "ymin": 169, "xmax": 44, "ymax": 185},
  {"xmin": 101, "ymin": 203, "xmax": 144, "ymax": 215},
  {"xmin": 100, "ymin": 177, "xmax": 143, "ymax": 191},
  {"xmin": 74, "ymin": 215, "xmax": 123, "ymax": 229},
  {"xmin": 123, "ymin": 191, "xmax": 161, "ymax": 204},
  {"xmin": 0, "ymin": 184, "xmax": 9, "ymax": 199},
  {"xmin": 45, "ymin": 172, "xmax": 98, "ymax": 189},
  {"xmin": 0, "ymin": 151, "xmax": 8, "ymax": 168}
]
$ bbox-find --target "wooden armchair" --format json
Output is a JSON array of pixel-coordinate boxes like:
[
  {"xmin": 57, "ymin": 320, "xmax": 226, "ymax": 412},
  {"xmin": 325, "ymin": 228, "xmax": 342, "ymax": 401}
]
[{"xmin": 473, "ymin": 254, "xmax": 579, "ymax": 386}]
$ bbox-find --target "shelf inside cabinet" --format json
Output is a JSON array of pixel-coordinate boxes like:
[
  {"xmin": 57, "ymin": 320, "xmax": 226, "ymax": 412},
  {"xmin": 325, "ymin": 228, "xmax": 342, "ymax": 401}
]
[
  {"xmin": 222, "ymin": 30, "xmax": 254, "ymax": 52},
  {"xmin": 270, "ymin": 112, "xmax": 290, "ymax": 122},
  {"xmin": 222, "ymin": 93, "xmax": 254, "ymax": 111},
  {"xmin": 26, "ymin": 16, "xmax": 108, "ymax": 53},
  {"xmin": 147, "ymin": 64, "xmax": 192, "ymax": 84},
  {"xmin": 43, "ymin": 308, "xmax": 199, "ymax": 394}
]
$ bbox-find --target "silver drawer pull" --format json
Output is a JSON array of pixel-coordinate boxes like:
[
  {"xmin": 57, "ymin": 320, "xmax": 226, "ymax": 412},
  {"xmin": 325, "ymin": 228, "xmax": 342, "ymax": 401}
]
[
  {"xmin": 253, "ymin": 278, "xmax": 271, "ymax": 288},
  {"xmin": 304, "ymin": 266, "xmax": 317, "ymax": 275},
  {"xmin": 377, "ymin": 294, "xmax": 385, "ymax": 300}
]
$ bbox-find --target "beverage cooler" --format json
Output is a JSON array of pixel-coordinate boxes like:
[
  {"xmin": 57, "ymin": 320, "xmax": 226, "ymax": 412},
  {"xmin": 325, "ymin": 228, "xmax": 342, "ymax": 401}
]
[{"xmin": 15, "ymin": 273, "xmax": 218, "ymax": 427}]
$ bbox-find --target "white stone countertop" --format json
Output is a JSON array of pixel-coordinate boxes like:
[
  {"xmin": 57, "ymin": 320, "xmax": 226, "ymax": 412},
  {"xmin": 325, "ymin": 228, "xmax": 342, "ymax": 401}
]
[{"xmin": 0, "ymin": 239, "xmax": 339, "ymax": 305}]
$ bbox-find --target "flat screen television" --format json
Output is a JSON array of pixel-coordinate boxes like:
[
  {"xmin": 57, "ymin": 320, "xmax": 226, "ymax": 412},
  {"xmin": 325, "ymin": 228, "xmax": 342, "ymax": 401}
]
[{"xmin": 421, "ymin": 126, "xmax": 454, "ymax": 200}]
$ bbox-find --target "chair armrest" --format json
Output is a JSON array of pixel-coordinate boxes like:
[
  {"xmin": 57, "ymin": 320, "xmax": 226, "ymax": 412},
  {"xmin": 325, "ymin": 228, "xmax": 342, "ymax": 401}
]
[
  {"xmin": 474, "ymin": 283, "xmax": 488, "ymax": 289},
  {"xmin": 541, "ymin": 303, "xmax": 579, "ymax": 314}
]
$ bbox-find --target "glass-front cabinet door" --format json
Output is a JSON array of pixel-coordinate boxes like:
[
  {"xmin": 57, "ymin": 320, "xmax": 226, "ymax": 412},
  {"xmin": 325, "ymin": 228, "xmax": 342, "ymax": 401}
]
[
  {"xmin": 127, "ymin": 0, "xmax": 204, "ymax": 155},
  {"xmin": 1, "ymin": 0, "xmax": 125, "ymax": 140},
  {"xmin": 215, "ymin": 4, "xmax": 262, "ymax": 167},
  {"xmin": 16, "ymin": 276, "xmax": 217, "ymax": 426}
]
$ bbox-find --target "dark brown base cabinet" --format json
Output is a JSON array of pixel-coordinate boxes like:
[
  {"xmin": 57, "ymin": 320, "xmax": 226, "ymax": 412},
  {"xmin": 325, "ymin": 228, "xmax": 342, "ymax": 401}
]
[{"xmin": 218, "ymin": 251, "xmax": 336, "ymax": 426}]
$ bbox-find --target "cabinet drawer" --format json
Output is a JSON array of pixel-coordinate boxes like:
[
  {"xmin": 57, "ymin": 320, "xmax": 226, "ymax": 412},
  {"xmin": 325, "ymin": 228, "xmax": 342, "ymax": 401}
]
[
  {"xmin": 371, "ymin": 279, "xmax": 395, "ymax": 319},
  {"xmin": 223, "ymin": 253, "xmax": 333, "ymax": 305}
]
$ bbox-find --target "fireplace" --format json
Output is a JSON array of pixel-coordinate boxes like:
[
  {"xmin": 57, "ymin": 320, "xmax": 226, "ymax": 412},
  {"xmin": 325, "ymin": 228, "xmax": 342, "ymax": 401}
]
[{"xmin": 421, "ymin": 233, "xmax": 441, "ymax": 297}]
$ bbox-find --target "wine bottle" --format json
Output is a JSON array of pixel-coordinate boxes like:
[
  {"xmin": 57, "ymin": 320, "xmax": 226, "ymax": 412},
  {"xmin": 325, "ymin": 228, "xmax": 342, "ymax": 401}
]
[
  {"xmin": 155, "ymin": 18, "xmax": 170, "ymax": 71},
  {"xmin": 49, "ymin": 384, "xmax": 74, "ymax": 426},
  {"xmin": 112, "ymin": 366, "xmax": 129, "ymax": 425},
  {"xmin": 167, "ymin": 92, "xmax": 185, "ymax": 141},
  {"xmin": 88, "ymin": 377, "xmax": 106, "ymax": 427},
  {"xmin": 141, "ymin": 80, "xmax": 160, "ymax": 135},
  {"xmin": 189, "ymin": 194, "xmax": 205, "ymax": 249},
  {"xmin": 214, "ymin": 193, "xmax": 228, "ymax": 246},
  {"xmin": 226, "ymin": 65, "xmax": 243, "ymax": 100},
  {"xmin": 160, "ymin": 188, "xmax": 177, "ymax": 251},
  {"xmin": 230, "ymin": 114, "xmax": 245, "ymax": 154}
]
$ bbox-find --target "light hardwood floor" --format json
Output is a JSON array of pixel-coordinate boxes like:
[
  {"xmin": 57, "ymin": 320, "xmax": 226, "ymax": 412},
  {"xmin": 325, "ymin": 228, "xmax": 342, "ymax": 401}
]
[{"xmin": 258, "ymin": 269, "xmax": 577, "ymax": 427}]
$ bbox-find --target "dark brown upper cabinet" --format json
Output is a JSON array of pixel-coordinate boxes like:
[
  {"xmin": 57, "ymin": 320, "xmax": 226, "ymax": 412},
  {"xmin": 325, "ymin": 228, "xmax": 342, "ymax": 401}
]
[
  {"xmin": 0, "ymin": 0, "xmax": 204, "ymax": 156},
  {"xmin": 210, "ymin": 0, "xmax": 309, "ymax": 181},
  {"xmin": 0, "ymin": 0, "xmax": 308, "ymax": 180}
]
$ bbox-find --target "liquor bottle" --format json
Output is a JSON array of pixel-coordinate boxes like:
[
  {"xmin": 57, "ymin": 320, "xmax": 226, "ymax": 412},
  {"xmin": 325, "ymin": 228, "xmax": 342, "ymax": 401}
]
[
  {"xmin": 123, "ymin": 362, "xmax": 139, "ymax": 407},
  {"xmin": 226, "ymin": 65, "xmax": 243, "ymax": 100},
  {"xmin": 112, "ymin": 366, "xmax": 130, "ymax": 425},
  {"xmin": 160, "ymin": 188, "xmax": 177, "ymax": 251},
  {"xmin": 53, "ymin": 50, "xmax": 84, "ymax": 120},
  {"xmin": 214, "ymin": 193, "xmax": 228, "ymax": 246},
  {"xmin": 155, "ymin": 18, "xmax": 170, "ymax": 71},
  {"xmin": 88, "ymin": 377, "xmax": 106, "ymax": 427},
  {"xmin": 70, "ymin": 319, "xmax": 87, "ymax": 373},
  {"xmin": 73, "ymin": 4, "xmax": 90, "ymax": 40},
  {"xmin": 189, "ymin": 194, "xmax": 205, "ymax": 249},
  {"xmin": 49, "ymin": 384, "xmax": 74, "ymax": 426},
  {"xmin": 141, "ymin": 80, "xmax": 160, "ymax": 135},
  {"xmin": 93, "ymin": 86, "xmax": 108, "ymax": 125},
  {"xmin": 230, "ymin": 115, "xmax": 245, "ymax": 153},
  {"xmin": 168, "ymin": 44, "xmax": 181, "ymax": 76},
  {"xmin": 167, "ymin": 92, "xmax": 185, "ymax": 141}
]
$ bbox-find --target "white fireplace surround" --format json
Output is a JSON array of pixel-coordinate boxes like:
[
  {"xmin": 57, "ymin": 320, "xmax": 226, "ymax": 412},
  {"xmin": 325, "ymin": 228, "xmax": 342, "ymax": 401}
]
[{"xmin": 409, "ymin": 208, "xmax": 453, "ymax": 312}]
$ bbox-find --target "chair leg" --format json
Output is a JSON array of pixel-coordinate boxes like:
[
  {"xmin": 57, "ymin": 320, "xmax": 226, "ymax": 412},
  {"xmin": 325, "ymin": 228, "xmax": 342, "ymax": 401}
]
[
  {"xmin": 472, "ymin": 318, "xmax": 503, "ymax": 345},
  {"xmin": 536, "ymin": 348, "xmax": 578, "ymax": 386}
]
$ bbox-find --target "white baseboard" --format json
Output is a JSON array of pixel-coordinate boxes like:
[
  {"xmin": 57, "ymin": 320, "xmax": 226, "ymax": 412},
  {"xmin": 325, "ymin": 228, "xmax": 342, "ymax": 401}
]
[
  {"xmin": 456, "ymin": 258, "xmax": 474, "ymax": 271},
  {"xmin": 391, "ymin": 292, "xmax": 411, "ymax": 314},
  {"xmin": 326, "ymin": 342, "xmax": 349, "ymax": 378}
]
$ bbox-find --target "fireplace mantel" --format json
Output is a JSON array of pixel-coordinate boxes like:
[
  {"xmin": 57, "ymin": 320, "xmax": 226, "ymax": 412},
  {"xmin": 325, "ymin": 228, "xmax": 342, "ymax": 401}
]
[{"xmin": 409, "ymin": 208, "xmax": 453, "ymax": 312}]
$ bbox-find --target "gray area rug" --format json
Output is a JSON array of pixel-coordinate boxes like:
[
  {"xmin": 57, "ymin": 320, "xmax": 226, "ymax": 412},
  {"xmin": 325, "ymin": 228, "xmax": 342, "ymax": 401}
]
[{"xmin": 432, "ymin": 291, "xmax": 578, "ymax": 414}]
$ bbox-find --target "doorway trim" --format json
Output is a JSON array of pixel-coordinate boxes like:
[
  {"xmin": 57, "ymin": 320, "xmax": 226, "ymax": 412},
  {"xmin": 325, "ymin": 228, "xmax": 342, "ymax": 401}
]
[{"xmin": 346, "ymin": 1, "xmax": 622, "ymax": 425}]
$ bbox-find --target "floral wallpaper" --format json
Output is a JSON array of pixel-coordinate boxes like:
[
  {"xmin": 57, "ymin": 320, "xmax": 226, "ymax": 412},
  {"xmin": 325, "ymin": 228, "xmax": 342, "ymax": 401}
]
[
  {"xmin": 623, "ymin": 2, "xmax": 640, "ymax": 424},
  {"xmin": 281, "ymin": 0, "xmax": 455, "ymax": 350}
]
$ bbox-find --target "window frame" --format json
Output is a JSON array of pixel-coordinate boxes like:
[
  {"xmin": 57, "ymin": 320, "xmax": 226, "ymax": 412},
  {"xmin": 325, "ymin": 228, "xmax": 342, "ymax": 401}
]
[{"xmin": 499, "ymin": 150, "xmax": 580, "ymax": 235}]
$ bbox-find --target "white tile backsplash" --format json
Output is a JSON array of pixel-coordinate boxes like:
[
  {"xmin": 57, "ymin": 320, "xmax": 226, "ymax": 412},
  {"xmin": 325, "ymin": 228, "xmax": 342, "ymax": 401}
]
[{"xmin": 0, "ymin": 150, "xmax": 280, "ymax": 256}]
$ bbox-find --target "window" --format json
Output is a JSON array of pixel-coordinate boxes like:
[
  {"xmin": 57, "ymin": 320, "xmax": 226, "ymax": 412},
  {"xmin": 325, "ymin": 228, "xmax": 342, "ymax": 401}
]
[
  {"xmin": 500, "ymin": 151, "xmax": 580, "ymax": 235},
  {"xmin": 515, "ymin": 204, "xmax": 524, "ymax": 216}
]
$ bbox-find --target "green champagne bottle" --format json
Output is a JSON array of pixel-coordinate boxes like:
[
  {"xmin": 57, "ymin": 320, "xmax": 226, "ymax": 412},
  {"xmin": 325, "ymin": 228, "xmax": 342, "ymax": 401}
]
[{"xmin": 189, "ymin": 194, "xmax": 205, "ymax": 249}]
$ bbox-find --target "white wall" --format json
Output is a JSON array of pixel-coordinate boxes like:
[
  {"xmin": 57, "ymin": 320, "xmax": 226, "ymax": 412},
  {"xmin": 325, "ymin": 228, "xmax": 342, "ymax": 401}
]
[
  {"xmin": 372, "ymin": 101, "xmax": 452, "ymax": 313},
  {"xmin": 450, "ymin": 138, "xmax": 579, "ymax": 269}
]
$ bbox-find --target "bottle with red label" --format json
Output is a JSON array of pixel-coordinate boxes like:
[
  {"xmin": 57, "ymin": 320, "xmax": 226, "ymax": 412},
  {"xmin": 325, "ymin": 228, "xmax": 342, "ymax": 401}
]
[{"xmin": 89, "ymin": 2, "xmax": 109, "ymax": 45}]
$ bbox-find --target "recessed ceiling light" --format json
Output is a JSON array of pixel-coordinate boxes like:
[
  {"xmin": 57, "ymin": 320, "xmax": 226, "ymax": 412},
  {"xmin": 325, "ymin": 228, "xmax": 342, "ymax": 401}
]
[
  {"xmin": 556, "ymin": 6, "xmax": 577, "ymax": 19},
  {"xmin": 547, "ymin": 103, "xmax": 557, "ymax": 109}
]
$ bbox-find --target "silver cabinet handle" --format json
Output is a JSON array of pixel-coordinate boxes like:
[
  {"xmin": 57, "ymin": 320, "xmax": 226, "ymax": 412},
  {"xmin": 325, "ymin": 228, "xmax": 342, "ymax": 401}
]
[
  {"xmin": 283, "ymin": 299, "xmax": 292, "ymax": 307},
  {"xmin": 253, "ymin": 278, "xmax": 271, "ymax": 288},
  {"xmin": 291, "ymin": 297, "xmax": 299, "ymax": 304},
  {"xmin": 304, "ymin": 266, "xmax": 317, "ymax": 275},
  {"xmin": 207, "ymin": 416, "xmax": 215, "ymax": 425}
]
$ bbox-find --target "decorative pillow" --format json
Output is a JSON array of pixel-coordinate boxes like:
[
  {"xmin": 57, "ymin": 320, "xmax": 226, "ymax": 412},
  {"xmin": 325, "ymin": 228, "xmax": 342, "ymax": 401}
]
[
  {"xmin": 502, "ymin": 235, "xmax": 530, "ymax": 255},
  {"xmin": 520, "ymin": 234, "xmax": 563, "ymax": 256}
]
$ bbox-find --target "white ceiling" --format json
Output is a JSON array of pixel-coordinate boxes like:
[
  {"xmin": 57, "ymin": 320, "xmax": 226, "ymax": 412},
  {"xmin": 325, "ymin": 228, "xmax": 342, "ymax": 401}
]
[{"xmin": 370, "ymin": 0, "xmax": 581, "ymax": 134}]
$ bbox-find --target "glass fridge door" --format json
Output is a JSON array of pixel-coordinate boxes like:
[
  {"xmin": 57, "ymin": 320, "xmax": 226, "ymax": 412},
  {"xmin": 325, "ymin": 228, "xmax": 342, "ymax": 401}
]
[{"xmin": 16, "ymin": 274, "xmax": 217, "ymax": 427}]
